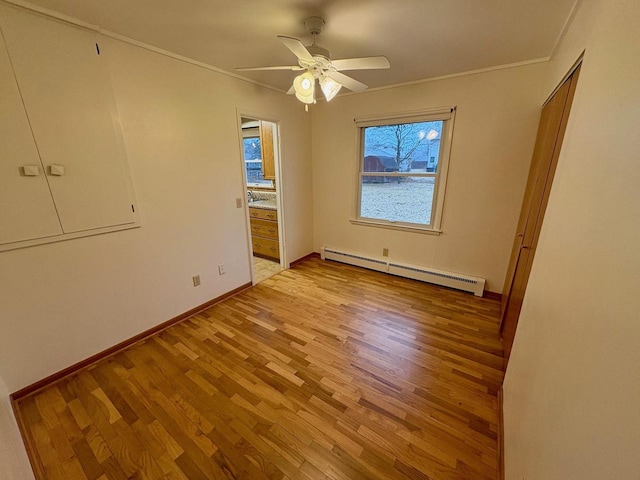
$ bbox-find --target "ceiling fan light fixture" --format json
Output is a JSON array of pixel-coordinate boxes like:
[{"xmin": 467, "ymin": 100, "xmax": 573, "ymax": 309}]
[
  {"xmin": 237, "ymin": 18, "xmax": 389, "ymax": 107},
  {"xmin": 293, "ymin": 71, "xmax": 315, "ymax": 104},
  {"xmin": 320, "ymin": 76, "xmax": 342, "ymax": 101}
]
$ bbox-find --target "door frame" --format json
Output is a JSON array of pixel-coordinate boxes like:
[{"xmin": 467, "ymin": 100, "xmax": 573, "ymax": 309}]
[{"xmin": 235, "ymin": 109, "xmax": 287, "ymax": 285}]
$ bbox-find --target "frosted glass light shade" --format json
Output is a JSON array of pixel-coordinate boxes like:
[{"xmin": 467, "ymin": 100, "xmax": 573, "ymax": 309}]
[
  {"xmin": 320, "ymin": 76, "xmax": 342, "ymax": 101},
  {"xmin": 293, "ymin": 72, "xmax": 315, "ymax": 104}
]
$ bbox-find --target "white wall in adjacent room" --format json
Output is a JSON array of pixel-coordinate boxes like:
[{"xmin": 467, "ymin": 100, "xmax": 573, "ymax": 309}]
[
  {"xmin": 503, "ymin": 0, "xmax": 640, "ymax": 477},
  {"xmin": 311, "ymin": 62, "xmax": 549, "ymax": 291}
]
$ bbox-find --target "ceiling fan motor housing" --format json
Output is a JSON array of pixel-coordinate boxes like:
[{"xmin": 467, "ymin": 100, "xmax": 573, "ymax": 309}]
[
  {"xmin": 306, "ymin": 44, "xmax": 331, "ymax": 61},
  {"xmin": 304, "ymin": 16, "xmax": 325, "ymax": 35}
]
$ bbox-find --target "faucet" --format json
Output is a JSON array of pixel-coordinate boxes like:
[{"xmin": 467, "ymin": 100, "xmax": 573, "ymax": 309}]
[{"xmin": 247, "ymin": 191, "xmax": 254, "ymax": 203}]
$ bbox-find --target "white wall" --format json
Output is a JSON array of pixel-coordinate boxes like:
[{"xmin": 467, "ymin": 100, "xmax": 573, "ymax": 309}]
[
  {"xmin": 0, "ymin": 375, "xmax": 34, "ymax": 480},
  {"xmin": 0, "ymin": 9, "xmax": 313, "ymax": 392},
  {"xmin": 503, "ymin": 0, "xmax": 640, "ymax": 477},
  {"xmin": 311, "ymin": 63, "xmax": 549, "ymax": 291}
]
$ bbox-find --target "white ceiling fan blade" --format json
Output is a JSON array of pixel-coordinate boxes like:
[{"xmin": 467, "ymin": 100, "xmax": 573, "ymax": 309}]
[
  {"xmin": 327, "ymin": 71, "xmax": 368, "ymax": 93},
  {"xmin": 277, "ymin": 35, "xmax": 314, "ymax": 62},
  {"xmin": 331, "ymin": 56, "xmax": 390, "ymax": 71},
  {"xmin": 236, "ymin": 65, "xmax": 303, "ymax": 71}
]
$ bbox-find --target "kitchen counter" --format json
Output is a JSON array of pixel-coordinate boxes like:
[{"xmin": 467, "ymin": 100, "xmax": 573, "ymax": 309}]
[
  {"xmin": 247, "ymin": 189, "xmax": 277, "ymax": 211},
  {"xmin": 248, "ymin": 199, "xmax": 277, "ymax": 210}
]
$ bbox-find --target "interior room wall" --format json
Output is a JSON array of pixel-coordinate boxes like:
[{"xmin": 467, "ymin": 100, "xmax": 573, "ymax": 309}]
[
  {"xmin": 0, "ymin": 375, "xmax": 34, "ymax": 479},
  {"xmin": 503, "ymin": 0, "xmax": 640, "ymax": 477},
  {"xmin": 311, "ymin": 62, "xmax": 550, "ymax": 291},
  {"xmin": 0, "ymin": 8, "xmax": 313, "ymax": 393}
]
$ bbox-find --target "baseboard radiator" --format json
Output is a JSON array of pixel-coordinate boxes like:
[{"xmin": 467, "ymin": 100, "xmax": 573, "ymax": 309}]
[{"xmin": 321, "ymin": 247, "xmax": 485, "ymax": 297}]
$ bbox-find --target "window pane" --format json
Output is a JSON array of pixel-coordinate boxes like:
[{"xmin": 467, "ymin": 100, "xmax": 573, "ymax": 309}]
[
  {"xmin": 243, "ymin": 137, "xmax": 261, "ymax": 160},
  {"xmin": 243, "ymin": 137, "xmax": 272, "ymax": 185},
  {"xmin": 360, "ymin": 176, "xmax": 435, "ymax": 225},
  {"xmin": 362, "ymin": 120, "xmax": 443, "ymax": 173}
]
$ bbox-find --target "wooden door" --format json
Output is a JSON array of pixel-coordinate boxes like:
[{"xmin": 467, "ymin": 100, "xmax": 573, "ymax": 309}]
[
  {"xmin": 260, "ymin": 121, "xmax": 276, "ymax": 180},
  {"xmin": 501, "ymin": 65, "xmax": 581, "ymax": 366}
]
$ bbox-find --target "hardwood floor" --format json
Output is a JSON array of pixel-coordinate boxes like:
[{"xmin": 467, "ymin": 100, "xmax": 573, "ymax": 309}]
[{"xmin": 15, "ymin": 257, "xmax": 504, "ymax": 480}]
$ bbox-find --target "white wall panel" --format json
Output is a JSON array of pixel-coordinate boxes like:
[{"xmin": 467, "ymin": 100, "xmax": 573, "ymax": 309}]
[
  {"xmin": 0, "ymin": 5, "xmax": 136, "ymax": 233},
  {"xmin": 0, "ymin": 7, "xmax": 312, "ymax": 392},
  {"xmin": 311, "ymin": 63, "xmax": 549, "ymax": 291},
  {"xmin": 0, "ymin": 31, "xmax": 62, "ymax": 244}
]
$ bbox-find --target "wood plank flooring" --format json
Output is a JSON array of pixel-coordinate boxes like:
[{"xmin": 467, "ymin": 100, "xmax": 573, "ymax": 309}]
[{"xmin": 15, "ymin": 257, "xmax": 504, "ymax": 480}]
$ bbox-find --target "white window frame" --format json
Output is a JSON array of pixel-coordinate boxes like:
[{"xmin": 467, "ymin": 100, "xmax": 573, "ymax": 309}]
[{"xmin": 351, "ymin": 107, "xmax": 456, "ymax": 234}]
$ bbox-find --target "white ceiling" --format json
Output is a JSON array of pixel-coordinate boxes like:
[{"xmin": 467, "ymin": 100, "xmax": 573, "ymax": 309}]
[{"xmin": 20, "ymin": 0, "xmax": 577, "ymax": 92}]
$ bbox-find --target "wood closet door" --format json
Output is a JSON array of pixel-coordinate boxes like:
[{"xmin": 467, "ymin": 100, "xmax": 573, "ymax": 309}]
[{"xmin": 501, "ymin": 65, "xmax": 581, "ymax": 366}]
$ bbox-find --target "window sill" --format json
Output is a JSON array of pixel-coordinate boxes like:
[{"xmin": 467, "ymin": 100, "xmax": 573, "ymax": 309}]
[{"xmin": 349, "ymin": 219, "xmax": 442, "ymax": 235}]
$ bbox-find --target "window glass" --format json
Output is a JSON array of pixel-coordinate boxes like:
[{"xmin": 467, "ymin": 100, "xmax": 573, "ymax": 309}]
[
  {"xmin": 362, "ymin": 121, "xmax": 443, "ymax": 173},
  {"xmin": 356, "ymin": 112, "xmax": 454, "ymax": 231},
  {"xmin": 243, "ymin": 137, "xmax": 272, "ymax": 186},
  {"xmin": 360, "ymin": 176, "xmax": 435, "ymax": 225}
]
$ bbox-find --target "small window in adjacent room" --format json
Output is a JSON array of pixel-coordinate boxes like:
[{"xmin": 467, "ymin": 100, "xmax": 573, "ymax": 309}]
[
  {"xmin": 353, "ymin": 107, "xmax": 456, "ymax": 233},
  {"xmin": 242, "ymin": 122, "xmax": 274, "ymax": 187}
]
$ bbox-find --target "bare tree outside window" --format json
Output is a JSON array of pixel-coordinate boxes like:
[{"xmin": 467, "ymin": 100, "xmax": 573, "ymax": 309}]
[{"xmin": 366, "ymin": 123, "xmax": 431, "ymax": 172}]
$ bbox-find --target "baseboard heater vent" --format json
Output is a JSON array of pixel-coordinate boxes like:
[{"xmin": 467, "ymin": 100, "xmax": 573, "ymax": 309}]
[{"xmin": 321, "ymin": 247, "xmax": 485, "ymax": 296}]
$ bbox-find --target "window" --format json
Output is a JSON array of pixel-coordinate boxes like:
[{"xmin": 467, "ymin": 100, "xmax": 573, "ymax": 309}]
[
  {"xmin": 242, "ymin": 123, "xmax": 274, "ymax": 187},
  {"xmin": 354, "ymin": 108, "xmax": 455, "ymax": 232}
]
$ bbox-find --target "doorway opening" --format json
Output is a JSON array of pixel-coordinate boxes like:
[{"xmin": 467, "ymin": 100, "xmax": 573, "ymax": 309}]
[{"xmin": 239, "ymin": 115, "xmax": 285, "ymax": 284}]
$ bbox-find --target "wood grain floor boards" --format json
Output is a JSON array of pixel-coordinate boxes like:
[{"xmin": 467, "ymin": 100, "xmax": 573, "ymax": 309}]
[{"xmin": 15, "ymin": 257, "xmax": 504, "ymax": 479}]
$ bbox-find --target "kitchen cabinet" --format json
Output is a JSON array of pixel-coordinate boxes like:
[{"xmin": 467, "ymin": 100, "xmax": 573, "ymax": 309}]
[
  {"xmin": 260, "ymin": 121, "xmax": 276, "ymax": 180},
  {"xmin": 0, "ymin": 5, "xmax": 138, "ymax": 251},
  {"xmin": 249, "ymin": 207, "xmax": 279, "ymax": 261}
]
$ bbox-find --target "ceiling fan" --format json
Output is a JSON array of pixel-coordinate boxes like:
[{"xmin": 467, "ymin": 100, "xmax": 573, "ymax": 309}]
[{"xmin": 236, "ymin": 16, "xmax": 390, "ymax": 106}]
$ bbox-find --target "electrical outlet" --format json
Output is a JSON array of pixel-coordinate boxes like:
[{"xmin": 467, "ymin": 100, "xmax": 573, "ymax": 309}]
[
  {"xmin": 218, "ymin": 264, "xmax": 226, "ymax": 275},
  {"xmin": 192, "ymin": 275, "xmax": 201, "ymax": 287},
  {"xmin": 235, "ymin": 197, "xmax": 242, "ymax": 208},
  {"xmin": 382, "ymin": 248, "xmax": 389, "ymax": 257}
]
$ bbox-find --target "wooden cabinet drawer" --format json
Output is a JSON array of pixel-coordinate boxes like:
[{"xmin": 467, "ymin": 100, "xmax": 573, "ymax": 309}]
[
  {"xmin": 250, "ymin": 218, "xmax": 278, "ymax": 240},
  {"xmin": 252, "ymin": 236, "xmax": 279, "ymax": 260},
  {"xmin": 249, "ymin": 207, "xmax": 277, "ymax": 221}
]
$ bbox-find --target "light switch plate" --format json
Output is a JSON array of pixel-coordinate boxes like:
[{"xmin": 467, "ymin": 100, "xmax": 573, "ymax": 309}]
[{"xmin": 236, "ymin": 198, "xmax": 242, "ymax": 208}]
